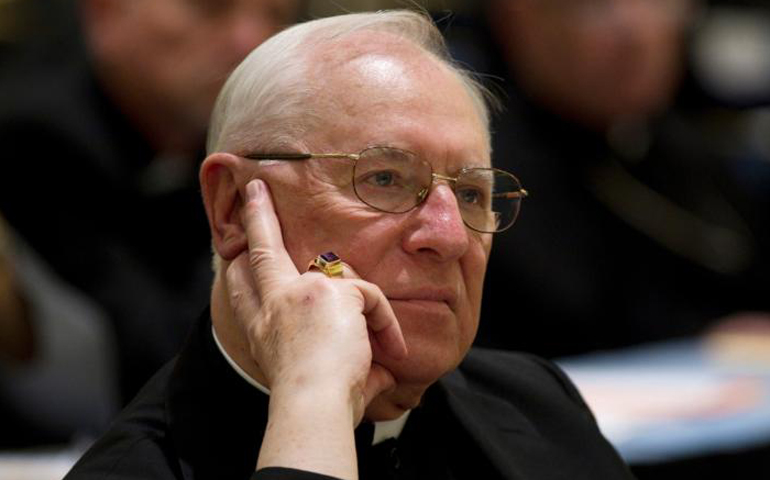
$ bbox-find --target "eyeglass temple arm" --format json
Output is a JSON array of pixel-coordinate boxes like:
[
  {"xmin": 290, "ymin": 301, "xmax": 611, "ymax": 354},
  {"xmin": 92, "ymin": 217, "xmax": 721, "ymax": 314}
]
[
  {"xmin": 493, "ymin": 189, "xmax": 529, "ymax": 199},
  {"xmin": 243, "ymin": 153, "xmax": 358, "ymax": 161},
  {"xmin": 243, "ymin": 153, "xmax": 314, "ymax": 161}
]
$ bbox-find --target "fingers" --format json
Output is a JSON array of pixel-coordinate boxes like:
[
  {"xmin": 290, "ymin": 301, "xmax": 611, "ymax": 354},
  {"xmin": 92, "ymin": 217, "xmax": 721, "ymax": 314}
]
[
  {"xmin": 225, "ymin": 253, "xmax": 261, "ymax": 322},
  {"xmin": 305, "ymin": 261, "xmax": 408, "ymax": 361},
  {"xmin": 239, "ymin": 181, "xmax": 406, "ymax": 398},
  {"xmin": 352, "ymin": 279, "xmax": 408, "ymax": 360},
  {"xmin": 242, "ymin": 179, "xmax": 299, "ymax": 293}
]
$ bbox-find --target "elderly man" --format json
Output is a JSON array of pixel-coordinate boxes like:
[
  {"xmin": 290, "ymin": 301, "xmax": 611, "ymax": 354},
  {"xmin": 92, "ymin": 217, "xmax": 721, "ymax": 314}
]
[{"xmin": 65, "ymin": 11, "xmax": 634, "ymax": 480}]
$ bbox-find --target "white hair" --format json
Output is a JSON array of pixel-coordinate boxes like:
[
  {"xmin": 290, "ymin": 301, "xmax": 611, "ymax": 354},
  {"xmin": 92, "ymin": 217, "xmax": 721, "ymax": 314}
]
[{"xmin": 206, "ymin": 10, "xmax": 494, "ymax": 156}]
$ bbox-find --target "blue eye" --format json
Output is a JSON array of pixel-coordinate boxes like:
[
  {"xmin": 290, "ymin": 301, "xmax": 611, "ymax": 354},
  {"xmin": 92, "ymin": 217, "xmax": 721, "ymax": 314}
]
[
  {"xmin": 366, "ymin": 170, "xmax": 398, "ymax": 187},
  {"xmin": 457, "ymin": 187, "xmax": 483, "ymax": 206}
]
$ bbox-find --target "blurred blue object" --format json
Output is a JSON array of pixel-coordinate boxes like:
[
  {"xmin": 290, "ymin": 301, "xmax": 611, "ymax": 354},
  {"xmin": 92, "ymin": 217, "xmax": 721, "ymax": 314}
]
[{"xmin": 559, "ymin": 336, "xmax": 770, "ymax": 464}]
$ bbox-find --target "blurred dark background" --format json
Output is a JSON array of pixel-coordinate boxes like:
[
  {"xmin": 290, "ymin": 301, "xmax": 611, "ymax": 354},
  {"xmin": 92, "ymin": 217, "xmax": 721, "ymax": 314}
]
[{"xmin": 1, "ymin": 0, "xmax": 769, "ymax": 478}]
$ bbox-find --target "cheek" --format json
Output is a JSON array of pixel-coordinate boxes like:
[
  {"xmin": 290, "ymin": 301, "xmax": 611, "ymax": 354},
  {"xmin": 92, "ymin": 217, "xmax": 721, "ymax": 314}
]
[
  {"xmin": 279, "ymin": 195, "xmax": 398, "ymax": 274},
  {"xmin": 334, "ymin": 216, "xmax": 406, "ymax": 277},
  {"xmin": 278, "ymin": 212, "xmax": 331, "ymax": 273},
  {"xmin": 462, "ymin": 239, "xmax": 490, "ymax": 317},
  {"xmin": 468, "ymin": 235, "xmax": 491, "ymax": 279}
]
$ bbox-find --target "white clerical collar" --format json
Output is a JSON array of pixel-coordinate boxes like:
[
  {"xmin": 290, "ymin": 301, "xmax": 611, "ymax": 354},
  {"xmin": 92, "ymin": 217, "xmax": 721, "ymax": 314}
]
[{"xmin": 212, "ymin": 326, "xmax": 409, "ymax": 444}]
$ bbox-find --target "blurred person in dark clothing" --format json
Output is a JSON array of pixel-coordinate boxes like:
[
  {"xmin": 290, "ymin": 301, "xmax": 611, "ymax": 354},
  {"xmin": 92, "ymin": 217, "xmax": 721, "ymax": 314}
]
[
  {"xmin": 0, "ymin": 0, "xmax": 301, "ymax": 416},
  {"xmin": 441, "ymin": 0, "xmax": 770, "ymax": 358},
  {"xmin": 1, "ymin": 212, "xmax": 120, "ymax": 449}
]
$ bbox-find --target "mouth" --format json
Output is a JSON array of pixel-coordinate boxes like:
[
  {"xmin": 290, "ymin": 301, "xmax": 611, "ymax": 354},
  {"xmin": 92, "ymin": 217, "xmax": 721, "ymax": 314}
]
[
  {"xmin": 390, "ymin": 300, "xmax": 453, "ymax": 320},
  {"xmin": 386, "ymin": 288, "xmax": 458, "ymax": 314},
  {"xmin": 390, "ymin": 298, "xmax": 451, "ymax": 308}
]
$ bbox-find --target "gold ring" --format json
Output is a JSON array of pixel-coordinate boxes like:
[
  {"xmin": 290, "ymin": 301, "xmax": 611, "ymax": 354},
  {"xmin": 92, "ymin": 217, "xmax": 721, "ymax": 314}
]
[{"xmin": 309, "ymin": 251, "xmax": 343, "ymax": 278}]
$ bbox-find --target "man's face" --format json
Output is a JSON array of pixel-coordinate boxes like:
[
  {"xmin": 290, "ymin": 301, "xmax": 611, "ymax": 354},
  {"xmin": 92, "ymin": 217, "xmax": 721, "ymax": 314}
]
[
  {"xmin": 256, "ymin": 39, "xmax": 492, "ymax": 416},
  {"xmin": 101, "ymin": 0, "xmax": 298, "ymax": 133},
  {"xmin": 497, "ymin": 0, "xmax": 692, "ymax": 127}
]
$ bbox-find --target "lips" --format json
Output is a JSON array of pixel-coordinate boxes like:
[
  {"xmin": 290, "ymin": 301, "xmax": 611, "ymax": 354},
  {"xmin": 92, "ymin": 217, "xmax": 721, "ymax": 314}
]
[
  {"xmin": 390, "ymin": 299, "xmax": 454, "ymax": 319},
  {"xmin": 385, "ymin": 287, "xmax": 458, "ymax": 312}
]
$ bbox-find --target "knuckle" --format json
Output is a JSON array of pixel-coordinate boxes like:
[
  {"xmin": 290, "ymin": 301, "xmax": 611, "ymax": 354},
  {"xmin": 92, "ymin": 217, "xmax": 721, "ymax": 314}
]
[
  {"xmin": 308, "ymin": 276, "xmax": 336, "ymax": 293},
  {"xmin": 224, "ymin": 257, "xmax": 244, "ymax": 285},
  {"xmin": 250, "ymin": 319, "xmax": 271, "ymax": 347},
  {"xmin": 229, "ymin": 288, "xmax": 246, "ymax": 309},
  {"xmin": 248, "ymin": 247, "xmax": 270, "ymax": 269},
  {"xmin": 366, "ymin": 280, "xmax": 384, "ymax": 297},
  {"xmin": 282, "ymin": 276, "xmax": 345, "ymax": 309},
  {"xmin": 243, "ymin": 195, "xmax": 261, "ymax": 216},
  {"xmin": 304, "ymin": 275, "xmax": 336, "ymax": 294},
  {"xmin": 244, "ymin": 311, "xmax": 275, "ymax": 354}
]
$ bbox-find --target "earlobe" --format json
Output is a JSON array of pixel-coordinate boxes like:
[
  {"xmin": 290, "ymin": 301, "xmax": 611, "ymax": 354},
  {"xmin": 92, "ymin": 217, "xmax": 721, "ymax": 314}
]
[{"xmin": 200, "ymin": 153, "xmax": 248, "ymax": 261}]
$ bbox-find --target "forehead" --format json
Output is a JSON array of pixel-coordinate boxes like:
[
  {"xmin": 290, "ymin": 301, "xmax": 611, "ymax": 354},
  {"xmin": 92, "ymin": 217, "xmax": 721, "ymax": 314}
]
[{"xmin": 305, "ymin": 33, "xmax": 490, "ymax": 169}]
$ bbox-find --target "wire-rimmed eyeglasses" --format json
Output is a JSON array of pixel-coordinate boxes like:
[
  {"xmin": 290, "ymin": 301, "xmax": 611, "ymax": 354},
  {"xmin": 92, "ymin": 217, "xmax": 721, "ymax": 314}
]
[{"xmin": 242, "ymin": 146, "xmax": 528, "ymax": 233}]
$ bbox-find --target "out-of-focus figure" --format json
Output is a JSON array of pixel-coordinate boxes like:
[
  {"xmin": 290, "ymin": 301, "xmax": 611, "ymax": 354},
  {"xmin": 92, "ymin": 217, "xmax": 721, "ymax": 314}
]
[
  {"xmin": 489, "ymin": 0, "xmax": 690, "ymax": 130},
  {"xmin": 1, "ymin": 214, "xmax": 118, "ymax": 450},
  {"xmin": 440, "ymin": 0, "xmax": 770, "ymax": 477},
  {"xmin": 441, "ymin": 0, "xmax": 769, "ymax": 358},
  {"xmin": 0, "ymin": 0, "xmax": 301, "ymax": 447},
  {"xmin": 78, "ymin": 0, "xmax": 300, "ymax": 155}
]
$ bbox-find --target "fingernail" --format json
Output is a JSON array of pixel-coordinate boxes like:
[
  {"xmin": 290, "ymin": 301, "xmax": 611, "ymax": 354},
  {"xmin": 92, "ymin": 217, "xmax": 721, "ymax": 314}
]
[{"xmin": 245, "ymin": 179, "xmax": 262, "ymax": 202}]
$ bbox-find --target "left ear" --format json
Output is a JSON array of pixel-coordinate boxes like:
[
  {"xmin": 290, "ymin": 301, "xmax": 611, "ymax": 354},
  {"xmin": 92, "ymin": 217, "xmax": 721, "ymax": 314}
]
[{"xmin": 200, "ymin": 153, "xmax": 248, "ymax": 261}]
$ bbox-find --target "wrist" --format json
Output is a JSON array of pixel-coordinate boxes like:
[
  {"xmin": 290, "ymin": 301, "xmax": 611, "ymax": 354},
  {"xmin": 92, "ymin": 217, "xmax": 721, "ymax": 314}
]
[
  {"xmin": 270, "ymin": 380, "xmax": 360, "ymax": 424},
  {"xmin": 259, "ymin": 382, "xmax": 359, "ymax": 479}
]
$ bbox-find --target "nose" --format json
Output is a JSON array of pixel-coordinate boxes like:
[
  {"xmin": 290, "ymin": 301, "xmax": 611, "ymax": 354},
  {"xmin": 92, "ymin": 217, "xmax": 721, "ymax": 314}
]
[{"xmin": 401, "ymin": 183, "xmax": 470, "ymax": 261}]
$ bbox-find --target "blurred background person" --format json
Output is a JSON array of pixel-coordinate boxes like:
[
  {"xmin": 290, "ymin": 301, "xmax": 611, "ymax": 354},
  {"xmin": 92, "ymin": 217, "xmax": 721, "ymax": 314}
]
[
  {"xmin": 439, "ymin": 0, "xmax": 770, "ymax": 477},
  {"xmin": 1, "ymin": 212, "xmax": 117, "ymax": 450},
  {"xmin": 0, "ymin": 0, "xmax": 301, "ymax": 448},
  {"xmin": 439, "ymin": 0, "xmax": 770, "ymax": 358}
]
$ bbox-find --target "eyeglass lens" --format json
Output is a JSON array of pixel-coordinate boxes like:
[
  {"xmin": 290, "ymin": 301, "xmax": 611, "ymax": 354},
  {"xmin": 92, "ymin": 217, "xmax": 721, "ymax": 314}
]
[{"xmin": 352, "ymin": 147, "xmax": 523, "ymax": 233}]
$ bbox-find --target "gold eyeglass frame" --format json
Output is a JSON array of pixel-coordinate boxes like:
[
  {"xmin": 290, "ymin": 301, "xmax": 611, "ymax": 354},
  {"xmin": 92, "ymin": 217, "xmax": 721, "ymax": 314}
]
[{"xmin": 242, "ymin": 146, "xmax": 528, "ymax": 233}]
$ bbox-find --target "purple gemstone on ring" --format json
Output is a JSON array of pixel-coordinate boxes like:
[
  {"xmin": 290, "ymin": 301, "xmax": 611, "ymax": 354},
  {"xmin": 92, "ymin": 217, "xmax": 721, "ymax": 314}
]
[{"xmin": 320, "ymin": 252, "xmax": 339, "ymax": 263}]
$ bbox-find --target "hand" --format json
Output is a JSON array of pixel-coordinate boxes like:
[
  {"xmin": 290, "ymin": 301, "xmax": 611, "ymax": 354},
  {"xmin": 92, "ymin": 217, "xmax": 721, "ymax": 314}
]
[{"xmin": 226, "ymin": 178, "xmax": 408, "ymax": 422}]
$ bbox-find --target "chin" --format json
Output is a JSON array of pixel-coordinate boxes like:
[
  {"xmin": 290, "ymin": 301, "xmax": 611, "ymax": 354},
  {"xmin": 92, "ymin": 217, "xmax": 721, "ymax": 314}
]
[
  {"xmin": 403, "ymin": 329, "xmax": 469, "ymax": 375},
  {"xmin": 394, "ymin": 353, "xmax": 458, "ymax": 384},
  {"xmin": 385, "ymin": 309, "xmax": 471, "ymax": 383}
]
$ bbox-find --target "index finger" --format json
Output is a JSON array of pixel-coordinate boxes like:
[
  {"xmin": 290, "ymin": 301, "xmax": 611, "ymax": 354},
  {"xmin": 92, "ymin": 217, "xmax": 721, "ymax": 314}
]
[{"xmin": 242, "ymin": 179, "xmax": 299, "ymax": 292}]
